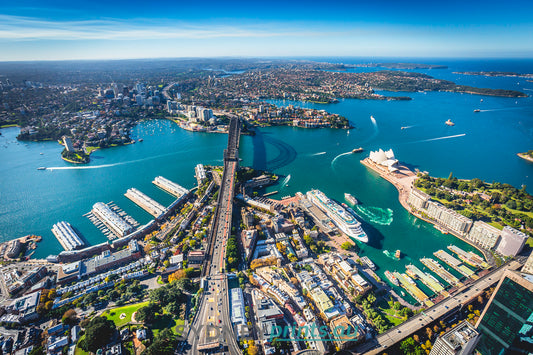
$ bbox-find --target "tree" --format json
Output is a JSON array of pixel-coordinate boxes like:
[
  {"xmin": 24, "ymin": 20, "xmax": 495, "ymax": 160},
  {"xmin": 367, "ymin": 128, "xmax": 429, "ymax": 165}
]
[
  {"xmin": 341, "ymin": 241, "xmax": 353, "ymax": 250},
  {"xmin": 135, "ymin": 303, "xmax": 161, "ymax": 324},
  {"xmin": 168, "ymin": 269, "xmax": 186, "ymax": 283},
  {"xmin": 143, "ymin": 328, "xmax": 178, "ymax": 355},
  {"xmin": 80, "ymin": 317, "xmax": 116, "ymax": 353},
  {"xmin": 61, "ymin": 309, "xmax": 77, "ymax": 326}
]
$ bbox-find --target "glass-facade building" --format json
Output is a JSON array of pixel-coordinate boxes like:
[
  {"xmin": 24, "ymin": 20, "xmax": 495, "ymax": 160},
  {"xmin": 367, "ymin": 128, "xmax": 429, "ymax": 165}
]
[{"xmin": 475, "ymin": 271, "xmax": 533, "ymax": 355}]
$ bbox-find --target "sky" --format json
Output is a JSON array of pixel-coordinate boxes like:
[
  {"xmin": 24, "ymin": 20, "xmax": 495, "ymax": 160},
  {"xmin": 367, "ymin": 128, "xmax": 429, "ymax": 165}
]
[{"xmin": 1, "ymin": 0, "xmax": 532, "ymax": 61}]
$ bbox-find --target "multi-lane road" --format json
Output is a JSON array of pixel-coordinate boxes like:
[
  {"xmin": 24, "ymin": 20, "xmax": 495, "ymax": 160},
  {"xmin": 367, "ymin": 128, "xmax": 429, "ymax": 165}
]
[{"xmin": 184, "ymin": 118, "xmax": 241, "ymax": 354}]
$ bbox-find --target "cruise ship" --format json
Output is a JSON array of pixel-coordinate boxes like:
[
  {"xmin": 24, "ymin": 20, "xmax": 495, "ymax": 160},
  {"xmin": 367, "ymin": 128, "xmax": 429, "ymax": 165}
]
[
  {"xmin": 306, "ymin": 189, "xmax": 368, "ymax": 243},
  {"xmin": 385, "ymin": 270, "xmax": 399, "ymax": 286}
]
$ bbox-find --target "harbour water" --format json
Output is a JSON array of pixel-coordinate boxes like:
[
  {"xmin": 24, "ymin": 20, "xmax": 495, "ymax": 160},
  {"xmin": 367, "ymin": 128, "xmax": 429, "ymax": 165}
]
[{"xmin": 1, "ymin": 58, "xmax": 532, "ymax": 303}]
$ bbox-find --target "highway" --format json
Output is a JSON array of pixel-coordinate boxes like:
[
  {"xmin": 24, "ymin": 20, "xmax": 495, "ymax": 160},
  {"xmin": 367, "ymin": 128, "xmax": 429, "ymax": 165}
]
[
  {"xmin": 184, "ymin": 117, "xmax": 241, "ymax": 355},
  {"xmin": 354, "ymin": 260, "xmax": 523, "ymax": 354}
]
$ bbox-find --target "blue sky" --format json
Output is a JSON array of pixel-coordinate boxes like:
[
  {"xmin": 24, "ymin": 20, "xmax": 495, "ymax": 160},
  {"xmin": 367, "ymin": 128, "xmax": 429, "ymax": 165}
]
[{"xmin": 1, "ymin": 0, "xmax": 532, "ymax": 61}]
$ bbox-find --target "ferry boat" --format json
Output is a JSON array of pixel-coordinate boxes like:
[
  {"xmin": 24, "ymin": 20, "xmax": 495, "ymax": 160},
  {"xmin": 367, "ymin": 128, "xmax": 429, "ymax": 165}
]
[
  {"xmin": 37, "ymin": 167, "xmax": 46, "ymax": 170},
  {"xmin": 344, "ymin": 193, "xmax": 359, "ymax": 205},
  {"xmin": 473, "ymin": 109, "xmax": 481, "ymax": 113},
  {"xmin": 383, "ymin": 250, "xmax": 400, "ymax": 261},
  {"xmin": 385, "ymin": 271, "xmax": 399, "ymax": 286},
  {"xmin": 445, "ymin": 119, "xmax": 455, "ymax": 126},
  {"xmin": 361, "ymin": 256, "xmax": 376, "ymax": 270},
  {"xmin": 352, "ymin": 147, "xmax": 363, "ymax": 153},
  {"xmin": 395, "ymin": 250, "xmax": 401, "ymax": 259},
  {"xmin": 306, "ymin": 189, "xmax": 368, "ymax": 243}
]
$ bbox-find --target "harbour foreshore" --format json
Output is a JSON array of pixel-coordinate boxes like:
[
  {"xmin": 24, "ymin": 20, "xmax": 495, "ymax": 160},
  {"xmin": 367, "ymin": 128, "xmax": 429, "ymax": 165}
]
[{"xmin": 360, "ymin": 158, "xmax": 494, "ymax": 266}]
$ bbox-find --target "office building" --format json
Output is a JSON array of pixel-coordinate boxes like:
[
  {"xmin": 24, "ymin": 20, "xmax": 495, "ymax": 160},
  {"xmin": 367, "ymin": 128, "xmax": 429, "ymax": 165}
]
[
  {"xmin": 475, "ymin": 270, "xmax": 533, "ymax": 354},
  {"xmin": 430, "ymin": 321, "xmax": 479, "ymax": 355},
  {"xmin": 522, "ymin": 250, "xmax": 533, "ymax": 275}
]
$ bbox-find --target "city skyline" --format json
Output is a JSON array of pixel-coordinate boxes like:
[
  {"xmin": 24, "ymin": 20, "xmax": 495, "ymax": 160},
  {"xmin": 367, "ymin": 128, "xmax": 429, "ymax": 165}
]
[{"xmin": 1, "ymin": 0, "xmax": 533, "ymax": 61}]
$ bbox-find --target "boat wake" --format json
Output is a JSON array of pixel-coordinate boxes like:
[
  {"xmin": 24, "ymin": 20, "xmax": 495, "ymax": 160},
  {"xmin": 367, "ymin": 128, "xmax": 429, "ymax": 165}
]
[
  {"xmin": 45, "ymin": 151, "xmax": 181, "ymax": 170},
  {"xmin": 280, "ymin": 174, "xmax": 291, "ymax": 187},
  {"xmin": 309, "ymin": 151, "xmax": 326, "ymax": 156},
  {"xmin": 401, "ymin": 125, "xmax": 415, "ymax": 130},
  {"xmin": 331, "ymin": 151, "xmax": 352, "ymax": 166},
  {"xmin": 355, "ymin": 205, "xmax": 394, "ymax": 225},
  {"xmin": 411, "ymin": 133, "xmax": 466, "ymax": 144}
]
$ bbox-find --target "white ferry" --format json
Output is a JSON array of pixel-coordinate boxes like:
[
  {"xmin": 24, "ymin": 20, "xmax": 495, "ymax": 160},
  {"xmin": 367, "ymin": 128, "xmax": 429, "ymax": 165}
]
[
  {"xmin": 306, "ymin": 189, "xmax": 368, "ymax": 243},
  {"xmin": 385, "ymin": 271, "xmax": 399, "ymax": 286},
  {"xmin": 344, "ymin": 193, "xmax": 359, "ymax": 205},
  {"xmin": 361, "ymin": 256, "xmax": 376, "ymax": 270}
]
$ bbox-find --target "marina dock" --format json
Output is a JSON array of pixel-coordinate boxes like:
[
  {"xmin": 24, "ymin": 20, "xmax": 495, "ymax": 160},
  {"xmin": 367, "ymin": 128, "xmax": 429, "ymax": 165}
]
[
  {"xmin": 420, "ymin": 258, "xmax": 461, "ymax": 286},
  {"xmin": 87, "ymin": 202, "xmax": 138, "ymax": 240},
  {"xmin": 406, "ymin": 264, "xmax": 446, "ymax": 295},
  {"xmin": 125, "ymin": 188, "xmax": 166, "ymax": 218},
  {"xmin": 434, "ymin": 250, "xmax": 477, "ymax": 279},
  {"xmin": 393, "ymin": 271, "xmax": 434, "ymax": 307},
  {"xmin": 447, "ymin": 245, "xmax": 489, "ymax": 269},
  {"xmin": 153, "ymin": 176, "xmax": 189, "ymax": 198}
]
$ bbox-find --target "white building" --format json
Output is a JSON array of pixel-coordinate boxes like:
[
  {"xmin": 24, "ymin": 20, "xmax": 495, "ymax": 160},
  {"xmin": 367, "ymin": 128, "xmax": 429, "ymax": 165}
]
[
  {"xmin": 466, "ymin": 221, "xmax": 501, "ymax": 249},
  {"xmin": 496, "ymin": 226, "xmax": 528, "ymax": 257}
]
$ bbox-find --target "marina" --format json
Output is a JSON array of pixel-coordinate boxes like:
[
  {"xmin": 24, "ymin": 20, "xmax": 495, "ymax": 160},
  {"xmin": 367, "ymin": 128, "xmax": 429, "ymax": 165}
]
[
  {"xmin": 405, "ymin": 264, "xmax": 446, "ymax": 295},
  {"xmin": 153, "ymin": 176, "xmax": 189, "ymax": 198},
  {"xmin": 87, "ymin": 202, "xmax": 137, "ymax": 239},
  {"xmin": 434, "ymin": 250, "xmax": 477, "ymax": 279},
  {"xmin": 124, "ymin": 187, "xmax": 166, "ymax": 218},
  {"xmin": 51, "ymin": 221, "xmax": 85, "ymax": 251},
  {"xmin": 394, "ymin": 271, "xmax": 434, "ymax": 307},
  {"xmin": 420, "ymin": 258, "xmax": 462, "ymax": 286}
]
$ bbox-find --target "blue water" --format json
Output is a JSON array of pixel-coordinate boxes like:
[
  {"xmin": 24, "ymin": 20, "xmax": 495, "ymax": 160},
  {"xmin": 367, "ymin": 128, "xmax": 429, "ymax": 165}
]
[{"xmin": 1, "ymin": 58, "xmax": 532, "ymax": 303}]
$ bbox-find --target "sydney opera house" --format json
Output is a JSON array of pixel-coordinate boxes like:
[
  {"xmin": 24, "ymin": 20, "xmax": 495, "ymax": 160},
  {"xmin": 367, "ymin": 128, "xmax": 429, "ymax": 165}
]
[{"xmin": 368, "ymin": 148, "xmax": 399, "ymax": 172}]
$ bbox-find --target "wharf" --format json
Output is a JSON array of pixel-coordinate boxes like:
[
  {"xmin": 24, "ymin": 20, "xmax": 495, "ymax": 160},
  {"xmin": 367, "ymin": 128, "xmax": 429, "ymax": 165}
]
[
  {"xmin": 448, "ymin": 245, "xmax": 489, "ymax": 269},
  {"xmin": 406, "ymin": 264, "xmax": 446, "ymax": 295},
  {"xmin": 124, "ymin": 188, "xmax": 166, "ymax": 218},
  {"xmin": 434, "ymin": 250, "xmax": 477, "ymax": 279},
  {"xmin": 420, "ymin": 258, "xmax": 462, "ymax": 286},
  {"xmin": 153, "ymin": 176, "xmax": 189, "ymax": 198},
  {"xmin": 393, "ymin": 271, "xmax": 434, "ymax": 307}
]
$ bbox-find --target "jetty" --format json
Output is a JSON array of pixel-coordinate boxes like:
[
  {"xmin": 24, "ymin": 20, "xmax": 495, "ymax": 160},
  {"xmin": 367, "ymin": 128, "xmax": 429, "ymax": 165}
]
[
  {"xmin": 406, "ymin": 264, "xmax": 447, "ymax": 295},
  {"xmin": 125, "ymin": 188, "xmax": 166, "ymax": 218},
  {"xmin": 420, "ymin": 258, "xmax": 462, "ymax": 286},
  {"xmin": 393, "ymin": 271, "xmax": 434, "ymax": 307},
  {"xmin": 447, "ymin": 245, "xmax": 489, "ymax": 269},
  {"xmin": 153, "ymin": 176, "xmax": 189, "ymax": 198},
  {"xmin": 434, "ymin": 250, "xmax": 477, "ymax": 279}
]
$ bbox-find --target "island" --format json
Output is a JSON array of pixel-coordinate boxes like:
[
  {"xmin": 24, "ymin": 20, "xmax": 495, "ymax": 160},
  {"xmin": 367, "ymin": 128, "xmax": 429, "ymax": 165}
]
[
  {"xmin": 454, "ymin": 71, "xmax": 533, "ymax": 79},
  {"xmin": 518, "ymin": 150, "xmax": 533, "ymax": 163}
]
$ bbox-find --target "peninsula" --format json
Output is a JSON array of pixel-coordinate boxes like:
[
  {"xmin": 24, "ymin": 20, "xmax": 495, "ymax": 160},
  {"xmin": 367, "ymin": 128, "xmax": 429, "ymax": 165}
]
[
  {"xmin": 454, "ymin": 71, "xmax": 533, "ymax": 79},
  {"xmin": 518, "ymin": 151, "xmax": 533, "ymax": 163}
]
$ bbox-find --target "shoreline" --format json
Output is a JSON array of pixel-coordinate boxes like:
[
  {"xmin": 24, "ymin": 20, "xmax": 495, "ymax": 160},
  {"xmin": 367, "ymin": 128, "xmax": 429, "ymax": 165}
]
[
  {"xmin": 360, "ymin": 158, "xmax": 494, "ymax": 265},
  {"xmin": 517, "ymin": 152, "xmax": 533, "ymax": 163}
]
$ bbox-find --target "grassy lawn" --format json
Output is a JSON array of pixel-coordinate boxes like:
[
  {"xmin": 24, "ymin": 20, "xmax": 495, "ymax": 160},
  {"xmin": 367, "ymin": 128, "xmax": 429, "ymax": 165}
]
[
  {"xmin": 377, "ymin": 298, "xmax": 408, "ymax": 327},
  {"xmin": 151, "ymin": 315, "xmax": 185, "ymax": 337},
  {"xmin": 75, "ymin": 335, "xmax": 90, "ymax": 355},
  {"xmin": 526, "ymin": 237, "xmax": 533, "ymax": 248},
  {"xmin": 85, "ymin": 146, "xmax": 99, "ymax": 154},
  {"xmin": 102, "ymin": 301, "xmax": 148, "ymax": 328}
]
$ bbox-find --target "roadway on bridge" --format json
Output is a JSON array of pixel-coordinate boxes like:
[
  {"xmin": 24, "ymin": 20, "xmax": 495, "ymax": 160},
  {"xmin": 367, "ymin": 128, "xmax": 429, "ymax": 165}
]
[{"xmin": 185, "ymin": 118, "xmax": 240, "ymax": 355}]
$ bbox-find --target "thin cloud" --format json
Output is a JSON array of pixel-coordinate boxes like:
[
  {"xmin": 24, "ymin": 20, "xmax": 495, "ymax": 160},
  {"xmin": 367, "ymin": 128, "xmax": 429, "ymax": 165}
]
[{"xmin": 0, "ymin": 14, "xmax": 329, "ymax": 41}]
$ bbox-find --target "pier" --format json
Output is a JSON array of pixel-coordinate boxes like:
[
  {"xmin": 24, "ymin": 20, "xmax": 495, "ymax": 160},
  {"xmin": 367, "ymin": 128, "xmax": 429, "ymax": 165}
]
[
  {"xmin": 447, "ymin": 245, "xmax": 489, "ymax": 269},
  {"xmin": 124, "ymin": 188, "xmax": 166, "ymax": 218},
  {"xmin": 51, "ymin": 221, "xmax": 85, "ymax": 251},
  {"xmin": 405, "ymin": 264, "xmax": 446, "ymax": 295},
  {"xmin": 434, "ymin": 250, "xmax": 477, "ymax": 279},
  {"xmin": 420, "ymin": 258, "xmax": 462, "ymax": 286},
  {"xmin": 393, "ymin": 271, "xmax": 434, "ymax": 307},
  {"xmin": 153, "ymin": 176, "xmax": 189, "ymax": 198},
  {"xmin": 88, "ymin": 202, "xmax": 137, "ymax": 239}
]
